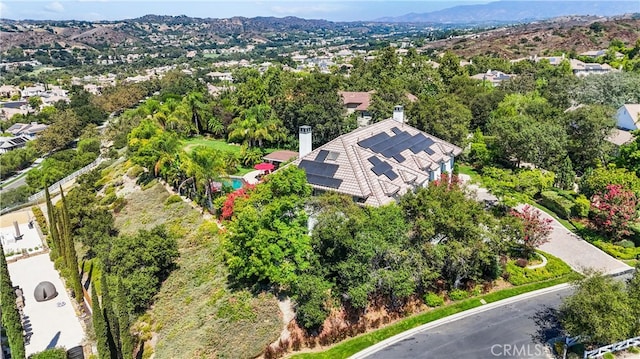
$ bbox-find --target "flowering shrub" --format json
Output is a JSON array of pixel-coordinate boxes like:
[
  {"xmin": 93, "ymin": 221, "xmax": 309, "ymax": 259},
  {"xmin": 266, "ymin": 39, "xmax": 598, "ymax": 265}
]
[
  {"xmin": 590, "ymin": 184, "xmax": 639, "ymax": 241},
  {"xmin": 220, "ymin": 184, "xmax": 255, "ymax": 221},
  {"xmin": 510, "ymin": 204, "xmax": 553, "ymax": 256}
]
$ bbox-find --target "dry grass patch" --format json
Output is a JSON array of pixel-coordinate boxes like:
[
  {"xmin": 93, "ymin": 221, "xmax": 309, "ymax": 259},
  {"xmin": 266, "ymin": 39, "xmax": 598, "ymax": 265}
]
[{"xmin": 114, "ymin": 183, "xmax": 281, "ymax": 358}]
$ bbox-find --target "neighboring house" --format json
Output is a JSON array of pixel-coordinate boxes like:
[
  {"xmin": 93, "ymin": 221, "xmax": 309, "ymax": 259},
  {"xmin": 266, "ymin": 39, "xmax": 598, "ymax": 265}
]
[
  {"xmin": 339, "ymin": 91, "xmax": 374, "ymax": 126},
  {"xmin": 294, "ymin": 106, "xmax": 463, "ymax": 207},
  {"xmin": 470, "ymin": 70, "xmax": 515, "ymax": 86},
  {"xmin": 616, "ymin": 104, "xmax": 640, "ymax": 131},
  {"xmin": 263, "ymin": 150, "xmax": 298, "ymax": 168},
  {"xmin": 0, "ymin": 85, "xmax": 21, "ymax": 99},
  {"xmin": 580, "ymin": 49, "xmax": 624, "ymax": 59},
  {"xmin": 606, "ymin": 128, "xmax": 635, "ymax": 147},
  {"xmin": 338, "ymin": 91, "xmax": 418, "ymax": 127},
  {"xmin": 6, "ymin": 122, "xmax": 49, "ymax": 138},
  {"xmin": 0, "ymin": 136, "xmax": 30, "ymax": 154},
  {"xmin": 21, "ymin": 84, "xmax": 46, "ymax": 97},
  {"xmin": 207, "ymin": 71, "xmax": 233, "ymax": 82},
  {"xmin": 569, "ymin": 59, "xmax": 615, "ymax": 76}
]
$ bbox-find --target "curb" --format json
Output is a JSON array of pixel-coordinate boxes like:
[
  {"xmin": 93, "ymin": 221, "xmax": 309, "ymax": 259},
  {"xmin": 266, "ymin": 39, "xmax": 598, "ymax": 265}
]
[{"xmin": 349, "ymin": 282, "xmax": 572, "ymax": 359}]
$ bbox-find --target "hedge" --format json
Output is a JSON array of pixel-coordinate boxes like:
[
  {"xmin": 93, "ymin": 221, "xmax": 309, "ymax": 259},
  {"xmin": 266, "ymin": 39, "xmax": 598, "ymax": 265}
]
[
  {"xmin": 593, "ymin": 240, "xmax": 640, "ymax": 260},
  {"xmin": 31, "ymin": 206, "xmax": 48, "ymax": 235},
  {"xmin": 539, "ymin": 191, "xmax": 574, "ymax": 219}
]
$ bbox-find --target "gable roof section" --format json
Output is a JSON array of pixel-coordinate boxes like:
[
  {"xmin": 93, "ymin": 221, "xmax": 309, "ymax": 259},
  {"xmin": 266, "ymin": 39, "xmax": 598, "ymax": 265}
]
[
  {"xmin": 294, "ymin": 119, "xmax": 463, "ymax": 206},
  {"xmin": 622, "ymin": 104, "xmax": 640, "ymax": 125}
]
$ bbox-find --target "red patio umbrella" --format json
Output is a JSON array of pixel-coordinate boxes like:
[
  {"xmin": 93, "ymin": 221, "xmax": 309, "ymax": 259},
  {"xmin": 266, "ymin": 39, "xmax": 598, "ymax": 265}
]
[{"xmin": 254, "ymin": 162, "xmax": 275, "ymax": 171}]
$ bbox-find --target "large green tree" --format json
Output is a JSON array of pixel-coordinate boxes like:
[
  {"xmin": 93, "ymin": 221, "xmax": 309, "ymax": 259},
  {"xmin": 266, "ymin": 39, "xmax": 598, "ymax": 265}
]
[
  {"xmin": 225, "ymin": 166, "xmax": 312, "ymax": 286},
  {"xmin": 560, "ymin": 272, "xmax": 638, "ymax": 345},
  {"xmin": 408, "ymin": 94, "xmax": 472, "ymax": 146},
  {"xmin": 563, "ymin": 105, "xmax": 615, "ymax": 171}
]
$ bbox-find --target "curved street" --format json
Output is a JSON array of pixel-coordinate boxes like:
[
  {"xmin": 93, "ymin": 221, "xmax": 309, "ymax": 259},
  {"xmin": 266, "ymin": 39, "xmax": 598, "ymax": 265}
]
[{"xmin": 367, "ymin": 287, "xmax": 571, "ymax": 359}]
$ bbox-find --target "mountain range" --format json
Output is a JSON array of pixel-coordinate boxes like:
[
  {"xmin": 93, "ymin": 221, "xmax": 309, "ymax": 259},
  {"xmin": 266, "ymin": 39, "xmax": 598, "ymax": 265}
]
[{"xmin": 376, "ymin": 1, "xmax": 640, "ymax": 23}]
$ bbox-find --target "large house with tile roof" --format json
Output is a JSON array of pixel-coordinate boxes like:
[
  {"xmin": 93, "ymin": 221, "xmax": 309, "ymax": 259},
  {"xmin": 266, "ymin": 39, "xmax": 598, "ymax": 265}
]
[{"xmin": 294, "ymin": 106, "xmax": 462, "ymax": 207}]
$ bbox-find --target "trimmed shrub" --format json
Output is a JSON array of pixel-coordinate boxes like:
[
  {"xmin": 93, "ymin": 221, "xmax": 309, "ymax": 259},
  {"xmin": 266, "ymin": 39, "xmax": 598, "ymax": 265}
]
[
  {"xmin": 31, "ymin": 206, "xmax": 48, "ymax": 235},
  {"xmin": 617, "ymin": 240, "xmax": 636, "ymax": 249},
  {"xmin": 448, "ymin": 289, "xmax": 469, "ymax": 301},
  {"xmin": 602, "ymin": 352, "xmax": 615, "ymax": 359},
  {"xmin": 540, "ymin": 191, "xmax": 574, "ymax": 219},
  {"xmin": 628, "ymin": 346, "xmax": 640, "ymax": 354},
  {"xmin": 515, "ymin": 258, "xmax": 529, "ymax": 268},
  {"xmin": 424, "ymin": 292, "xmax": 445, "ymax": 307},
  {"xmin": 572, "ymin": 194, "xmax": 590, "ymax": 218}
]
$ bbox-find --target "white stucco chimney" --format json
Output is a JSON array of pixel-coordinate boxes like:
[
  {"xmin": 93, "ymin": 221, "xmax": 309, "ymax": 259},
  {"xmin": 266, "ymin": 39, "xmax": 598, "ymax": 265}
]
[
  {"xmin": 299, "ymin": 125, "xmax": 312, "ymax": 158},
  {"xmin": 393, "ymin": 105, "xmax": 404, "ymax": 123}
]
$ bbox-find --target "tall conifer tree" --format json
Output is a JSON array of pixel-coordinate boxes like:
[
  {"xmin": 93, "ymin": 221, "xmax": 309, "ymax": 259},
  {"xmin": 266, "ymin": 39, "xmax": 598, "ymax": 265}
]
[
  {"xmin": 91, "ymin": 285, "xmax": 112, "ymax": 359},
  {"xmin": 0, "ymin": 242, "xmax": 25, "ymax": 359}
]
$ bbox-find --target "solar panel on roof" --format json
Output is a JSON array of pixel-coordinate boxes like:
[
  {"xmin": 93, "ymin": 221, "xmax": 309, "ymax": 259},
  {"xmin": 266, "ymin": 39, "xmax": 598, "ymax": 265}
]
[
  {"xmin": 391, "ymin": 127, "xmax": 402, "ymax": 135},
  {"xmin": 299, "ymin": 160, "xmax": 339, "ymax": 177},
  {"xmin": 315, "ymin": 150, "xmax": 329, "ymax": 162},
  {"xmin": 368, "ymin": 156, "xmax": 382, "ymax": 166},
  {"xmin": 306, "ymin": 174, "xmax": 343, "ymax": 189},
  {"xmin": 384, "ymin": 170, "xmax": 398, "ymax": 181},
  {"xmin": 357, "ymin": 132, "xmax": 390, "ymax": 149},
  {"xmin": 371, "ymin": 161, "xmax": 392, "ymax": 176},
  {"xmin": 392, "ymin": 153, "xmax": 406, "ymax": 162}
]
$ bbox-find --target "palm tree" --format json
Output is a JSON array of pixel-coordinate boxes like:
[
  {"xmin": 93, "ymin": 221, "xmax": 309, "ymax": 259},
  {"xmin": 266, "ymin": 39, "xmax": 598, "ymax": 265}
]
[
  {"xmin": 185, "ymin": 92, "xmax": 207, "ymax": 135},
  {"xmin": 183, "ymin": 146, "xmax": 227, "ymax": 210}
]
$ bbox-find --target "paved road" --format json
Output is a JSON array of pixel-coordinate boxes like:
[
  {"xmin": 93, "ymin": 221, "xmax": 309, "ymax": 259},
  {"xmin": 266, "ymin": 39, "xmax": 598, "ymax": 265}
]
[{"xmin": 369, "ymin": 287, "xmax": 571, "ymax": 359}]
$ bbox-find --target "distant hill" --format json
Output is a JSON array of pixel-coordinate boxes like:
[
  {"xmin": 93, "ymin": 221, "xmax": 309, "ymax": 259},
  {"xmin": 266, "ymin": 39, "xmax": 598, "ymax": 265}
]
[
  {"xmin": 377, "ymin": 1, "xmax": 640, "ymax": 23},
  {"xmin": 420, "ymin": 16, "xmax": 640, "ymax": 58}
]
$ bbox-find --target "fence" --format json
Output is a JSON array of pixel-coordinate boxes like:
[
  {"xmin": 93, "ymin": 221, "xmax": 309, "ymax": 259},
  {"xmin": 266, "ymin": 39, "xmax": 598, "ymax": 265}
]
[
  {"xmin": 28, "ymin": 157, "xmax": 104, "ymax": 202},
  {"xmin": 583, "ymin": 336, "xmax": 640, "ymax": 358}
]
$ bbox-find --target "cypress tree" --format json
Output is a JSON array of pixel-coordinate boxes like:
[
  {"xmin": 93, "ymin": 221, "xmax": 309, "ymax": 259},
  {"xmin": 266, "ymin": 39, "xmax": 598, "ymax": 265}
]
[
  {"xmin": 116, "ymin": 278, "xmax": 134, "ymax": 359},
  {"xmin": 0, "ymin": 242, "xmax": 25, "ymax": 359},
  {"xmin": 91, "ymin": 285, "xmax": 112, "ymax": 359},
  {"xmin": 60, "ymin": 186, "xmax": 83, "ymax": 303},
  {"xmin": 44, "ymin": 186, "xmax": 61, "ymax": 261},
  {"xmin": 101, "ymin": 274, "xmax": 122, "ymax": 359}
]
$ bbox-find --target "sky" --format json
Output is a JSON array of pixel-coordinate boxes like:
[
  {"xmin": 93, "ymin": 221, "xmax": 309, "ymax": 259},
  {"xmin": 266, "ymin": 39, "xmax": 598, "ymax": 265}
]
[{"xmin": 0, "ymin": 0, "xmax": 494, "ymax": 22}]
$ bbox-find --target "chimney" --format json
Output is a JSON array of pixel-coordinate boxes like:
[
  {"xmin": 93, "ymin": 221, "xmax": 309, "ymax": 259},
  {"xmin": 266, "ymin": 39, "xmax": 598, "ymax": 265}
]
[
  {"xmin": 393, "ymin": 105, "xmax": 404, "ymax": 124},
  {"xmin": 299, "ymin": 125, "xmax": 312, "ymax": 158}
]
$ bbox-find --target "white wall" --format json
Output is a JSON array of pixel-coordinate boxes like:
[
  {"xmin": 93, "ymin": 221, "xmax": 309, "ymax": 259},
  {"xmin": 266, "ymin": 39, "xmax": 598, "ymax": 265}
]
[{"xmin": 617, "ymin": 106, "xmax": 638, "ymax": 130}]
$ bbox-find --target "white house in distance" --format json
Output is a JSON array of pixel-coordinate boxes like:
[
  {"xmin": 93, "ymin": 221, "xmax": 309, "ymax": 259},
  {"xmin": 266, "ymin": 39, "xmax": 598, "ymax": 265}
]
[
  {"xmin": 294, "ymin": 106, "xmax": 462, "ymax": 207},
  {"xmin": 470, "ymin": 70, "xmax": 514, "ymax": 86},
  {"xmin": 616, "ymin": 104, "xmax": 640, "ymax": 131}
]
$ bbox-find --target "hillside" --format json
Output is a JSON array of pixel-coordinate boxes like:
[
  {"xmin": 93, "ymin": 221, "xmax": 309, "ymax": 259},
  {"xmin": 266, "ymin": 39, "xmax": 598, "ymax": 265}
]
[
  {"xmin": 421, "ymin": 16, "xmax": 640, "ymax": 58},
  {"xmin": 106, "ymin": 165, "xmax": 282, "ymax": 358}
]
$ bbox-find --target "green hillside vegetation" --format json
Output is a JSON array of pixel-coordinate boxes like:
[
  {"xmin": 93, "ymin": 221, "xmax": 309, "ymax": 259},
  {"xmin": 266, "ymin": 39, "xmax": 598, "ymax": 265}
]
[{"xmin": 109, "ymin": 170, "xmax": 281, "ymax": 358}]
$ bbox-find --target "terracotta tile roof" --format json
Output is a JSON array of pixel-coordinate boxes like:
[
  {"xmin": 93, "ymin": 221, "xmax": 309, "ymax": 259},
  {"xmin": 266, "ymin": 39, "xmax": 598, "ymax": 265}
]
[
  {"xmin": 294, "ymin": 119, "xmax": 463, "ymax": 206},
  {"xmin": 339, "ymin": 91, "xmax": 417, "ymax": 111},
  {"xmin": 338, "ymin": 91, "xmax": 373, "ymax": 111},
  {"xmin": 263, "ymin": 150, "xmax": 298, "ymax": 163}
]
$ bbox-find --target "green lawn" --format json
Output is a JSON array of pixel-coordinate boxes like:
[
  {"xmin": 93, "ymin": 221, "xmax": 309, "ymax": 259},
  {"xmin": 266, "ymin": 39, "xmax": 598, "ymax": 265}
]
[
  {"xmin": 291, "ymin": 274, "xmax": 579, "ymax": 359},
  {"xmin": 181, "ymin": 138, "xmax": 243, "ymax": 154}
]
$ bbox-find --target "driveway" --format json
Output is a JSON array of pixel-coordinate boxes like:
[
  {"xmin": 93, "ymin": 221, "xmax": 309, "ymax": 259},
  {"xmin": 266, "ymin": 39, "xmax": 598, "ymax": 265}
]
[
  {"xmin": 459, "ymin": 174, "xmax": 631, "ymax": 276},
  {"xmin": 528, "ymin": 206, "xmax": 631, "ymax": 275}
]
